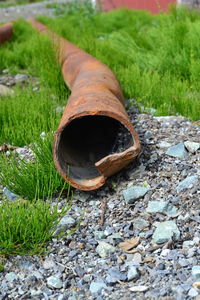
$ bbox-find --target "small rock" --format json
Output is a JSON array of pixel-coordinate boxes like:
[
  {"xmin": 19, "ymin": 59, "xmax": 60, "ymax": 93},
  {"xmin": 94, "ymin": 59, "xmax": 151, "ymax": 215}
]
[
  {"xmin": 54, "ymin": 215, "xmax": 76, "ymax": 235},
  {"xmin": 188, "ymin": 288, "xmax": 198, "ymax": 297},
  {"xmin": 15, "ymin": 74, "xmax": 28, "ymax": 83},
  {"xmin": 0, "ymin": 84, "xmax": 14, "ymax": 97},
  {"xmin": 177, "ymin": 175, "xmax": 198, "ymax": 192},
  {"xmin": 106, "ymin": 267, "xmax": 127, "ymax": 283},
  {"xmin": 144, "ymin": 130, "xmax": 153, "ymax": 139},
  {"xmin": 43, "ymin": 259, "xmax": 56, "ymax": 270},
  {"xmin": 184, "ymin": 141, "xmax": 200, "ymax": 153},
  {"xmin": 192, "ymin": 266, "xmax": 200, "ymax": 280},
  {"xmin": 47, "ymin": 276, "xmax": 63, "ymax": 289},
  {"xmin": 89, "ymin": 281, "xmax": 107, "ymax": 294},
  {"xmin": 158, "ymin": 141, "xmax": 172, "ymax": 148},
  {"xmin": 3, "ymin": 187, "xmax": 18, "ymax": 201},
  {"xmin": 129, "ymin": 285, "xmax": 149, "ymax": 292},
  {"xmin": 96, "ymin": 241, "xmax": 116, "ymax": 258},
  {"xmin": 123, "ymin": 186, "xmax": 149, "ymax": 204},
  {"xmin": 133, "ymin": 252, "xmax": 142, "ymax": 263},
  {"xmin": 94, "ymin": 231, "xmax": 106, "ymax": 239},
  {"xmin": 146, "ymin": 201, "xmax": 177, "ymax": 216},
  {"xmin": 166, "ymin": 143, "xmax": 188, "ymax": 159},
  {"xmin": 127, "ymin": 266, "xmax": 140, "ymax": 281},
  {"xmin": 5, "ymin": 272, "xmax": 18, "ymax": 282},
  {"xmin": 15, "ymin": 146, "xmax": 36, "ymax": 162},
  {"xmin": 152, "ymin": 221, "xmax": 180, "ymax": 244},
  {"xmin": 133, "ymin": 218, "xmax": 149, "ymax": 231}
]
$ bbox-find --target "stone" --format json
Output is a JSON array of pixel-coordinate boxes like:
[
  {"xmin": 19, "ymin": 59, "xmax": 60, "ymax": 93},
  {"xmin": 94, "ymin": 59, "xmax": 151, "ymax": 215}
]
[
  {"xmin": 177, "ymin": 175, "xmax": 198, "ymax": 192},
  {"xmin": 94, "ymin": 231, "xmax": 106, "ymax": 239},
  {"xmin": 54, "ymin": 215, "xmax": 76, "ymax": 235},
  {"xmin": 165, "ymin": 143, "xmax": 188, "ymax": 159},
  {"xmin": 152, "ymin": 221, "xmax": 180, "ymax": 244},
  {"xmin": 127, "ymin": 266, "xmax": 140, "ymax": 281},
  {"xmin": 89, "ymin": 281, "xmax": 107, "ymax": 294},
  {"xmin": 3, "ymin": 187, "xmax": 18, "ymax": 201},
  {"xmin": 47, "ymin": 276, "xmax": 63, "ymax": 289},
  {"xmin": 0, "ymin": 84, "xmax": 14, "ymax": 97},
  {"xmin": 15, "ymin": 74, "xmax": 28, "ymax": 83},
  {"xmin": 144, "ymin": 130, "xmax": 153, "ymax": 139},
  {"xmin": 43, "ymin": 259, "xmax": 56, "ymax": 269},
  {"xmin": 146, "ymin": 201, "xmax": 177, "ymax": 216},
  {"xmin": 15, "ymin": 147, "xmax": 35, "ymax": 162},
  {"xmin": 192, "ymin": 266, "xmax": 200, "ymax": 280},
  {"xmin": 106, "ymin": 267, "xmax": 127, "ymax": 283},
  {"xmin": 129, "ymin": 285, "xmax": 149, "ymax": 292},
  {"xmin": 5, "ymin": 272, "xmax": 18, "ymax": 282},
  {"xmin": 133, "ymin": 252, "xmax": 142, "ymax": 263},
  {"xmin": 96, "ymin": 241, "xmax": 116, "ymax": 258},
  {"xmin": 158, "ymin": 141, "xmax": 172, "ymax": 148},
  {"xmin": 188, "ymin": 288, "xmax": 198, "ymax": 297},
  {"xmin": 123, "ymin": 186, "xmax": 150, "ymax": 204},
  {"xmin": 184, "ymin": 141, "xmax": 200, "ymax": 153},
  {"xmin": 133, "ymin": 218, "xmax": 149, "ymax": 231}
]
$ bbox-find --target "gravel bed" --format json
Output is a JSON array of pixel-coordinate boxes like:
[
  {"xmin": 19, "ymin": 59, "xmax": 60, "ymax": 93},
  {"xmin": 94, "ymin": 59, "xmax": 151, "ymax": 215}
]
[
  {"xmin": 0, "ymin": 91, "xmax": 199, "ymax": 299},
  {"xmin": 0, "ymin": 0, "xmax": 71, "ymax": 22}
]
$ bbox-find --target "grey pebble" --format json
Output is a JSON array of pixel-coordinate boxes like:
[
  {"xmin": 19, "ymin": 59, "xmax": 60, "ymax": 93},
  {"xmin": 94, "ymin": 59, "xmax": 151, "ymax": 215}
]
[
  {"xmin": 123, "ymin": 186, "xmax": 149, "ymax": 204},
  {"xmin": 89, "ymin": 281, "xmax": 107, "ymax": 294},
  {"xmin": 106, "ymin": 267, "xmax": 127, "ymax": 283},
  {"xmin": 166, "ymin": 142, "xmax": 188, "ymax": 159},
  {"xmin": 184, "ymin": 141, "xmax": 200, "ymax": 153},
  {"xmin": 146, "ymin": 200, "xmax": 177, "ymax": 216},
  {"xmin": 3, "ymin": 187, "xmax": 18, "ymax": 201},
  {"xmin": 96, "ymin": 242, "xmax": 116, "ymax": 258},
  {"xmin": 152, "ymin": 221, "xmax": 180, "ymax": 244},
  {"xmin": 5, "ymin": 272, "xmax": 18, "ymax": 282},
  {"xmin": 47, "ymin": 276, "xmax": 63, "ymax": 289},
  {"xmin": 177, "ymin": 175, "xmax": 198, "ymax": 192},
  {"xmin": 127, "ymin": 266, "xmax": 140, "ymax": 281}
]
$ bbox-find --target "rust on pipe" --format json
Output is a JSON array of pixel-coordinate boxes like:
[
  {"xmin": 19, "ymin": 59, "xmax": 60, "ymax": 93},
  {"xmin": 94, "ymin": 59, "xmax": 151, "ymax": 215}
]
[
  {"xmin": 0, "ymin": 23, "xmax": 13, "ymax": 45},
  {"xmin": 0, "ymin": 20, "xmax": 141, "ymax": 191}
]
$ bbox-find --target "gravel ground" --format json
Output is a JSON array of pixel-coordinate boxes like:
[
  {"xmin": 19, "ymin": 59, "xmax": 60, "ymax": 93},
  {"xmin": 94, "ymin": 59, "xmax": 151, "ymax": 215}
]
[
  {"xmin": 0, "ymin": 0, "xmax": 71, "ymax": 22},
  {"xmin": 0, "ymin": 70, "xmax": 200, "ymax": 299}
]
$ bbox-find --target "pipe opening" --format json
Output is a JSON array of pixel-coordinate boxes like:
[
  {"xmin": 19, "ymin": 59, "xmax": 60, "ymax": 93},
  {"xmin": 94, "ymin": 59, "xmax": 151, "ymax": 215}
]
[{"xmin": 57, "ymin": 115, "xmax": 133, "ymax": 180}]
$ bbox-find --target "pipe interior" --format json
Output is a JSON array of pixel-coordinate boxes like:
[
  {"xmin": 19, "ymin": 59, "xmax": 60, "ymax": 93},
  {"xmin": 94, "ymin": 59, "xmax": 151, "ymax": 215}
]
[{"xmin": 57, "ymin": 115, "xmax": 133, "ymax": 180}]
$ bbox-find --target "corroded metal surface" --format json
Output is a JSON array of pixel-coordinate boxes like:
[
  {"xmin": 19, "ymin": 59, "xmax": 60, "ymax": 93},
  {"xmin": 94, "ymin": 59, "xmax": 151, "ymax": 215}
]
[
  {"xmin": 0, "ymin": 20, "xmax": 141, "ymax": 191},
  {"xmin": 0, "ymin": 23, "xmax": 13, "ymax": 45}
]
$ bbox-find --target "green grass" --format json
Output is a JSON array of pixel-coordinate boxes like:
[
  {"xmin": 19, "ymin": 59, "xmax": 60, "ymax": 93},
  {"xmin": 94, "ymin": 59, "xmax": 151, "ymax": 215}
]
[
  {"xmin": 0, "ymin": 6, "xmax": 200, "ymax": 202},
  {"xmin": 38, "ymin": 5, "xmax": 200, "ymax": 120},
  {"xmin": 0, "ymin": 198, "xmax": 71, "ymax": 256},
  {"xmin": 0, "ymin": 1, "xmax": 200, "ymax": 257}
]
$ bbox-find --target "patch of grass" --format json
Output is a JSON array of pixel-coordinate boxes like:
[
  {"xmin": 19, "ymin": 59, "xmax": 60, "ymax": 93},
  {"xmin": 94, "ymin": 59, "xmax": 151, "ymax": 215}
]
[
  {"xmin": 0, "ymin": 6, "xmax": 200, "ymax": 202},
  {"xmin": 0, "ymin": 134, "xmax": 65, "ymax": 199},
  {"xmin": 0, "ymin": 198, "xmax": 70, "ymax": 255},
  {"xmin": 0, "ymin": 20, "xmax": 68, "ymax": 199},
  {"xmin": 38, "ymin": 5, "xmax": 200, "ymax": 120}
]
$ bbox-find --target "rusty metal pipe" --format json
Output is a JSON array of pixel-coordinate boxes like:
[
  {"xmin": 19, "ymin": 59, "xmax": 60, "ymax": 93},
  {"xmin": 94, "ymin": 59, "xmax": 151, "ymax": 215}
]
[
  {"xmin": 0, "ymin": 22, "xmax": 13, "ymax": 45},
  {"xmin": 0, "ymin": 20, "xmax": 141, "ymax": 191}
]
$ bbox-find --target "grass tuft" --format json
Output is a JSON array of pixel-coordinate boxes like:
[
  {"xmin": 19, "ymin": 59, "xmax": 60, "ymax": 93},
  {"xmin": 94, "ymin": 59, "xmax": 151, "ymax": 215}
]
[{"xmin": 0, "ymin": 198, "xmax": 70, "ymax": 256}]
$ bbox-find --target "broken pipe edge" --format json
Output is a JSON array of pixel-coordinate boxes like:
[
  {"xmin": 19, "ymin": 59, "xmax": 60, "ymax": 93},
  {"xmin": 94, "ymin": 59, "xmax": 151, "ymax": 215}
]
[{"xmin": 54, "ymin": 110, "xmax": 141, "ymax": 191}]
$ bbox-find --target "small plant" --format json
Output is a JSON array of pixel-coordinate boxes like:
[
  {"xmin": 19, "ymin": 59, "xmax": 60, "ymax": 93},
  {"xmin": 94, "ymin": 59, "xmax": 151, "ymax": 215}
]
[
  {"xmin": 0, "ymin": 198, "xmax": 70, "ymax": 256},
  {"xmin": 0, "ymin": 134, "xmax": 66, "ymax": 200},
  {"xmin": 47, "ymin": 0, "xmax": 97, "ymax": 17}
]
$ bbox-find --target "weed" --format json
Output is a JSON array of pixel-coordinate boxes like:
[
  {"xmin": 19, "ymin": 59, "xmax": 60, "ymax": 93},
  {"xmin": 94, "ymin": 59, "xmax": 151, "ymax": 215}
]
[
  {"xmin": 0, "ymin": 134, "xmax": 66, "ymax": 199},
  {"xmin": 0, "ymin": 198, "xmax": 71, "ymax": 255}
]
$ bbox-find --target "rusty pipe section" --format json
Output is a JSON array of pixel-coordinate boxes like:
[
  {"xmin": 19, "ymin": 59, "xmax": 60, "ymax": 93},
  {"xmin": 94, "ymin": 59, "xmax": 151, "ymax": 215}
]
[
  {"xmin": 0, "ymin": 23, "xmax": 13, "ymax": 45},
  {"xmin": 0, "ymin": 20, "xmax": 141, "ymax": 190}
]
